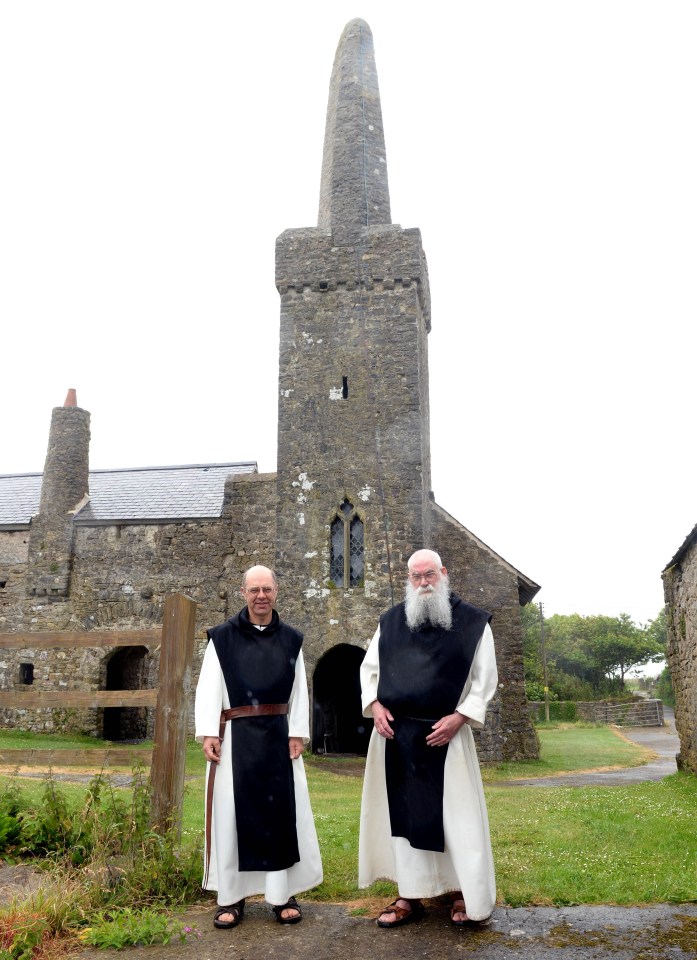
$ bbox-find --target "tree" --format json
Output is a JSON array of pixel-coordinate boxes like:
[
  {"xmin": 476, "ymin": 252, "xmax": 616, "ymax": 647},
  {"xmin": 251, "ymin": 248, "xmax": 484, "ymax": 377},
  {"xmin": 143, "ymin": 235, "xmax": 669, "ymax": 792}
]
[
  {"xmin": 521, "ymin": 606, "xmax": 666, "ymax": 701},
  {"xmin": 644, "ymin": 607, "xmax": 667, "ymax": 648},
  {"xmin": 586, "ymin": 612, "xmax": 664, "ymax": 684}
]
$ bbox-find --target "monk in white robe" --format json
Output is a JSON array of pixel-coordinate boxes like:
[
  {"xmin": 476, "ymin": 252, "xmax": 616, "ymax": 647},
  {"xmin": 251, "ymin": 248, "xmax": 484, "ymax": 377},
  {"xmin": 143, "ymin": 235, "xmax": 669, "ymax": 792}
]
[
  {"xmin": 195, "ymin": 565, "xmax": 322, "ymax": 928},
  {"xmin": 358, "ymin": 549, "xmax": 498, "ymax": 927}
]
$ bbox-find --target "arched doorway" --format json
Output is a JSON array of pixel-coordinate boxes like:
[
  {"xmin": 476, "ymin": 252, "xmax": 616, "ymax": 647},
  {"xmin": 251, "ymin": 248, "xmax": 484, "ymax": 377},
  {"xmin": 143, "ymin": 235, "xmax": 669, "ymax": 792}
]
[
  {"xmin": 102, "ymin": 646, "xmax": 150, "ymax": 741},
  {"xmin": 312, "ymin": 644, "xmax": 372, "ymax": 755}
]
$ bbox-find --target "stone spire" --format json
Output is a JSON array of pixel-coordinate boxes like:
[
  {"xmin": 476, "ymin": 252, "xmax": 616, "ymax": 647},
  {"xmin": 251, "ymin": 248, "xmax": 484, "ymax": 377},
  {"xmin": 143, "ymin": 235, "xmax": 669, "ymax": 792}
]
[{"xmin": 318, "ymin": 19, "xmax": 391, "ymax": 236}]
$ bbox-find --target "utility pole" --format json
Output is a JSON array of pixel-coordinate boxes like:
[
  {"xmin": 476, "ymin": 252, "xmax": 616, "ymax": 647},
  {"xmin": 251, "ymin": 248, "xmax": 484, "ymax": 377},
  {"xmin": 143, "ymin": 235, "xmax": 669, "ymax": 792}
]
[{"xmin": 539, "ymin": 601, "xmax": 550, "ymax": 722}]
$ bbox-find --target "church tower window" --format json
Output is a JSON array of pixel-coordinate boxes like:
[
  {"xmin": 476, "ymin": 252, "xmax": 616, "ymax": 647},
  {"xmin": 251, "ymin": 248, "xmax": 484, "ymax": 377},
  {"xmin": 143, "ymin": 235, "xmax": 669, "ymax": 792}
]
[{"xmin": 330, "ymin": 499, "xmax": 364, "ymax": 587}]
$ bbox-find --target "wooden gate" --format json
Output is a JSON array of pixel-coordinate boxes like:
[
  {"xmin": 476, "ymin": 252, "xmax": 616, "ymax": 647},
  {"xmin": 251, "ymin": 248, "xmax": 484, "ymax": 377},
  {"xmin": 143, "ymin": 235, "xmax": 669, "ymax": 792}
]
[{"xmin": 0, "ymin": 592, "xmax": 196, "ymax": 833}]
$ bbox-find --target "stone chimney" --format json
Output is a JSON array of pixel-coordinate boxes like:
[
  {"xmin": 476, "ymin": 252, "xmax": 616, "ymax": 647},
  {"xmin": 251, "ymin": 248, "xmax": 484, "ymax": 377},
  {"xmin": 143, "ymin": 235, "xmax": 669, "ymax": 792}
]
[{"xmin": 27, "ymin": 389, "xmax": 91, "ymax": 598}]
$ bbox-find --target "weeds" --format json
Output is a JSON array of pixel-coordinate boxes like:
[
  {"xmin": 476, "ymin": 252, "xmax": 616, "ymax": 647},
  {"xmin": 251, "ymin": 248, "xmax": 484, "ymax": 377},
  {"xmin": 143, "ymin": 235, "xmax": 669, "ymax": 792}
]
[
  {"xmin": 0, "ymin": 765, "xmax": 203, "ymax": 957},
  {"xmin": 79, "ymin": 907, "xmax": 200, "ymax": 949}
]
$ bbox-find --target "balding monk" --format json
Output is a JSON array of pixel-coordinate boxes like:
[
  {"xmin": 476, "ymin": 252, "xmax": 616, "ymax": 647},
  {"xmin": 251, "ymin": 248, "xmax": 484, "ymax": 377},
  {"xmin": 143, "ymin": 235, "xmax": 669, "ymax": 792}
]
[
  {"xmin": 195, "ymin": 565, "xmax": 322, "ymax": 929},
  {"xmin": 359, "ymin": 549, "xmax": 498, "ymax": 928}
]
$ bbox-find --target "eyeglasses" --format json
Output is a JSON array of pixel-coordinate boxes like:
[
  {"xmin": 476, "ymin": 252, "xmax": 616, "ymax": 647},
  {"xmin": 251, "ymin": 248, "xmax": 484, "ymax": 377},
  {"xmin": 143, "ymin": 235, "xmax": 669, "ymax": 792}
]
[
  {"xmin": 408, "ymin": 570, "xmax": 439, "ymax": 584},
  {"xmin": 245, "ymin": 586, "xmax": 276, "ymax": 595}
]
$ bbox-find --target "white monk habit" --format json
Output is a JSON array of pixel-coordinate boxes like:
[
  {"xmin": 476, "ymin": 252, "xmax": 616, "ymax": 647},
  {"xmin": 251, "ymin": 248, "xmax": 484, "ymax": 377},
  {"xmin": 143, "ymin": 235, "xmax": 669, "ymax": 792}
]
[
  {"xmin": 358, "ymin": 622, "xmax": 498, "ymax": 920},
  {"xmin": 195, "ymin": 639, "xmax": 322, "ymax": 906}
]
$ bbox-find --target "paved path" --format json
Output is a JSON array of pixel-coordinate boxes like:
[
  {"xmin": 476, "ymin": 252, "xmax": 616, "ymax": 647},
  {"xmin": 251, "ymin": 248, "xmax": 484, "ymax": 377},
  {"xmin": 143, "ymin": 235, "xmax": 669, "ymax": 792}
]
[
  {"xmin": 496, "ymin": 709, "xmax": 680, "ymax": 787},
  {"xmin": 75, "ymin": 900, "xmax": 697, "ymax": 960}
]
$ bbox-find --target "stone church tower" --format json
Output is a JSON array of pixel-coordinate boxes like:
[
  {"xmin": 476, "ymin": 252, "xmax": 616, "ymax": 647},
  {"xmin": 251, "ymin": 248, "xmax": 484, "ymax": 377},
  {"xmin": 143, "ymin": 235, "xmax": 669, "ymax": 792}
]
[
  {"xmin": 274, "ymin": 20, "xmax": 539, "ymax": 759},
  {"xmin": 275, "ymin": 20, "xmax": 432, "ymax": 646}
]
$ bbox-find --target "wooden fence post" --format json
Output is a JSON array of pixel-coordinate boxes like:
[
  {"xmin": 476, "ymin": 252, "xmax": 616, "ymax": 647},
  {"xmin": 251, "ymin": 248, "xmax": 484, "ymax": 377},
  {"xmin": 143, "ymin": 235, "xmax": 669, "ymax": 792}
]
[{"xmin": 149, "ymin": 593, "xmax": 197, "ymax": 835}]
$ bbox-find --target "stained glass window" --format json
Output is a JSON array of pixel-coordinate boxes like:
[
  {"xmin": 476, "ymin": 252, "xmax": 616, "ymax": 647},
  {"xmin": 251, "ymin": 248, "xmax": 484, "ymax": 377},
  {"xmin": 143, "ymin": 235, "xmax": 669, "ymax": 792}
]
[
  {"xmin": 349, "ymin": 516, "xmax": 364, "ymax": 586},
  {"xmin": 330, "ymin": 499, "xmax": 365, "ymax": 588},
  {"xmin": 330, "ymin": 517, "xmax": 345, "ymax": 584}
]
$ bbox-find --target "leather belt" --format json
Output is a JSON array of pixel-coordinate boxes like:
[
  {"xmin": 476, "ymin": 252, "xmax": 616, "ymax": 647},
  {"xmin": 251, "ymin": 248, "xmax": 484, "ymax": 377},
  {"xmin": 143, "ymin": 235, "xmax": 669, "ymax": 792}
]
[
  {"xmin": 219, "ymin": 703, "xmax": 288, "ymax": 736},
  {"xmin": 204, "ymin": 703, "xmax": 289, "ymax": 886}
]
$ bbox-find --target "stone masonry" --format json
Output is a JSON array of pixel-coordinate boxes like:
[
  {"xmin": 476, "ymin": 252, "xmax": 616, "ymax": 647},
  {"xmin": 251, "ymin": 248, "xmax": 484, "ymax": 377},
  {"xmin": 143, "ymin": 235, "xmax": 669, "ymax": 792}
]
[{"xmin": 662, "ymin": 525, "xmax": 697, "ymax": 775}]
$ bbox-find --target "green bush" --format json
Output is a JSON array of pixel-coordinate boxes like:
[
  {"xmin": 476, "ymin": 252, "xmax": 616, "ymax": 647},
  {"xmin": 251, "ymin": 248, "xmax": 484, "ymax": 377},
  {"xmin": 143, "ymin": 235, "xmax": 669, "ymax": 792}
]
[
  {"xmin": 525, "ymin": 681, "xmax": 558, "ymax": 702},
  {"xmin": 656, "ymin": 664, "xmax": 675, "ymax": 707},
  {"xmin": 533, "ymin": 701, "xmax": 578, "ymax": 723}
]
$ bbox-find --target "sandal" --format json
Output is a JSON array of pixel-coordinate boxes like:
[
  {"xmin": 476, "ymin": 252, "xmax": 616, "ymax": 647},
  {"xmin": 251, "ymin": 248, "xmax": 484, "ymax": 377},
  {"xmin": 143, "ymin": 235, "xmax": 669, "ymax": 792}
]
[
  {"xmin": 450, "ymin": 898, "xmax": 469, "ymax": 927},
  {"xmin": 213, "ymin": 899, "xmax": 245, "ymax": 929},
  {"xmin": 377, "ymin": 898, "xmax": 425, "ymax": 928},
  {"xmin": 272, "ymin": 896, "xmax": 302, "ymax": 924}
]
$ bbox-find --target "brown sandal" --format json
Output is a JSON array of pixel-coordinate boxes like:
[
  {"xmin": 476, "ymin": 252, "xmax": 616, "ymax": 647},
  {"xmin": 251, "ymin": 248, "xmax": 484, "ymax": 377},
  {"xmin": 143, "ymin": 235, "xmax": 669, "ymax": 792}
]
[
  {"xmin": 450, "ymin": 898, "xmax": 469, "ymax": 927},
  {"xmin": 213, "ymin": 900, "xmax": 245, "ymax": 928},
  {"xmin": 377, "ymin": 898, "xmax": 425, "ymax": 928}
]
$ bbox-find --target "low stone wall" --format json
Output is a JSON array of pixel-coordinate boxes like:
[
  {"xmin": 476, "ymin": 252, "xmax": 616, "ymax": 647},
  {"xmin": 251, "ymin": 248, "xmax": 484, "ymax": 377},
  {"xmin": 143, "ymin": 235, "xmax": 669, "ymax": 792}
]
[{"xmin": 529, "ymin": 699, "xmax": 664, "ymax": 727}]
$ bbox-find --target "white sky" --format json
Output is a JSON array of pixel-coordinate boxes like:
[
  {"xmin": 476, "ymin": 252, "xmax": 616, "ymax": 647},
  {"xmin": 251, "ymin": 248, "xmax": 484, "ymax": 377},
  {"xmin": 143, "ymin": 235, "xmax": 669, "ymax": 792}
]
[{"xmin": 2, "ymin": 1, "xmax": 695, "ymax": 629}]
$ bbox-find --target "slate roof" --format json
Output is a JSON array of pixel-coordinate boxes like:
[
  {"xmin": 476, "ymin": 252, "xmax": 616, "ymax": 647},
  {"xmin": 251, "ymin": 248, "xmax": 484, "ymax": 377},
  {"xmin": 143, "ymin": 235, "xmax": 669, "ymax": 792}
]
[
  {"xmin": 663, "ymin": 522, "xmax": 697, "ymax": 571},
  {"xmin": 0, "ymin": 474, "xmax": 44, "ymax": 528},
  {"xmin": 0, "ymin": 463, "xmax": 258, "ymax": 528}
]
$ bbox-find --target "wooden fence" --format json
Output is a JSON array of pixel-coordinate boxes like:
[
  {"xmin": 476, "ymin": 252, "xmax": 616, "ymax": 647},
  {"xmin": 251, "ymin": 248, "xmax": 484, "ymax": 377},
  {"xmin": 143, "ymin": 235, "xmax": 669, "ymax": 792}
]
[{"xmin": 0, "ymin": 592, "xmax": 197, "ymax": 833}]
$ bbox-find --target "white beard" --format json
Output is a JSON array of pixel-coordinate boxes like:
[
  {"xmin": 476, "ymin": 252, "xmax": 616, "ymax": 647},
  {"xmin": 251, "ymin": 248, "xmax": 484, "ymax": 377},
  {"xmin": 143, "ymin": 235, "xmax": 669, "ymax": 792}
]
[{"xmin": 404, "ymin": 574, "xmax": 453, "ymax": 631}]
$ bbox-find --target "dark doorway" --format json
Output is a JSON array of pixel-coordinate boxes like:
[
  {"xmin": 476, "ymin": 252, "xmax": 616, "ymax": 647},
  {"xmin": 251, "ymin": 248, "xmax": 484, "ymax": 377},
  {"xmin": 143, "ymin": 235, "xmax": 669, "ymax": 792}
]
[
  {"xmin": 312, "ymin": 644, "xmax": 372, "ymax": 755},
  {"xmin": 103, "ymin": 646, "xmax": 149, "ymax": 741}
]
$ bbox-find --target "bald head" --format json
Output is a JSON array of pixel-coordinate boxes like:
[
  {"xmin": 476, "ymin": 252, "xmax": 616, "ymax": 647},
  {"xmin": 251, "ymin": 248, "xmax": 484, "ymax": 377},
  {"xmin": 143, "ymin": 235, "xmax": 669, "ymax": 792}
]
[
  {"xmin": 408, "ymin": 549, "xmax": 443, "ymax": 573},
  {"xmin": 242, "ymin": 565, "xmax": 278, "ymax": 589}
]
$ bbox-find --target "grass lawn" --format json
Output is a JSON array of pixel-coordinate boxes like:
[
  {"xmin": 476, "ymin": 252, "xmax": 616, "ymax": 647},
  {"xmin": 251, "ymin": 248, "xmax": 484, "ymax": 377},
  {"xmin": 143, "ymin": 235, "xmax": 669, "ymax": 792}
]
[
  {"xmin": 481, "ymin": 722, "xmax": 654, "ymax": 782},
  {"xmin": 2, "ymin": 725, "xmax": 696, "ymax": 906}
]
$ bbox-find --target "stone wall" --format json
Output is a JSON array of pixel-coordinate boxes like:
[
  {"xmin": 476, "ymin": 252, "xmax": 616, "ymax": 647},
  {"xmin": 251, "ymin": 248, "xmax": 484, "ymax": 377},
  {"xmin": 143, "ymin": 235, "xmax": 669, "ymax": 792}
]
[
  {"xmin": 0, "ymin": 471, "xmax": 277, "ymax": 736},
  {"xmin": 663, "ymin": 536, "xmax": 697, "ymax": 775}
]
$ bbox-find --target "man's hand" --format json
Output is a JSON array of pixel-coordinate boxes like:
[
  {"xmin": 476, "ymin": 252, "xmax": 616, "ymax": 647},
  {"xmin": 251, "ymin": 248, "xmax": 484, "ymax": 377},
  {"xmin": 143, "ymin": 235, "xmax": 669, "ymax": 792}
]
[
  {"xmin": 371, "ymin": 700, "xmax": 395, "ymax": 739},
  {"xmin": 426, "ymin": 712, "xmax": 468, "ymax": 747},
  {"xmin": 289, "ymin": 736, "xmax": 304, "ymax": 759},
  {"xmin": 203, "ymin": 735, "xmax": 221, "ymax": 763}
]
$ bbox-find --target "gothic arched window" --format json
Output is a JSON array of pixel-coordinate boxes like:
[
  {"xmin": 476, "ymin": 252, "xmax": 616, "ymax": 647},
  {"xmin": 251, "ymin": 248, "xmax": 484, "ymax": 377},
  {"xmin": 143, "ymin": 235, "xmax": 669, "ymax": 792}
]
[{"xmin": 330, "ymin": 499, "xmax": 364, "ymax": 588}]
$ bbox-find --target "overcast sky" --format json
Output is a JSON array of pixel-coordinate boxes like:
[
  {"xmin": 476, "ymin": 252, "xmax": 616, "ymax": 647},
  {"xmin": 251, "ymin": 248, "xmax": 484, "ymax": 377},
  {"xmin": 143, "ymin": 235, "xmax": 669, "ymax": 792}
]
[{"xmin": 2, "ymin": 1, "xmax": 695, "ymax": 630}]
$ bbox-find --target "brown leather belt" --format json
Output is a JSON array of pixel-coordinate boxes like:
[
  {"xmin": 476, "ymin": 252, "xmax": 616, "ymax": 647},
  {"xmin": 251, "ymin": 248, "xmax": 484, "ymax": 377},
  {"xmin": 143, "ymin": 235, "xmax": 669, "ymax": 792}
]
[
  {"xmin": 204, "ymin": 703, "xmax": 289, "ymax": 886},
  {"xmin": 218, "ymin": 703, "xmax": 288, "ymax": 737}
]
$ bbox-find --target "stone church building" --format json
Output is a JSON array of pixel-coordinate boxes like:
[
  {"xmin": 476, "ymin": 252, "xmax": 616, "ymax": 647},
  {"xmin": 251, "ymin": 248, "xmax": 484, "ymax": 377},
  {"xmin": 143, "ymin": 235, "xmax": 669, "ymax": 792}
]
[
  {"xmin": 663, "ymin": 525, "xmax": 697, "ymax": 776},
  {"xmin": 0, "ymin": 20, "xmax": 540, "ymax": 762}
]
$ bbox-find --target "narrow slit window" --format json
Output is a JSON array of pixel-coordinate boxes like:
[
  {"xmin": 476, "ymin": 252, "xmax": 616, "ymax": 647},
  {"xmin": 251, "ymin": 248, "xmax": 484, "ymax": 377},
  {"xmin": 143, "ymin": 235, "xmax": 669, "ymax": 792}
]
[
  {"xmin": 19, "ymin": 663, "xmax": 34, "ymax": 685},
  {"xmin": 330, "ymin": 499, "xmax": 365, "ymax": 588},
  {"xmin": 342, "ymin": 376, "xmax": 349, "ymax": 399}
]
